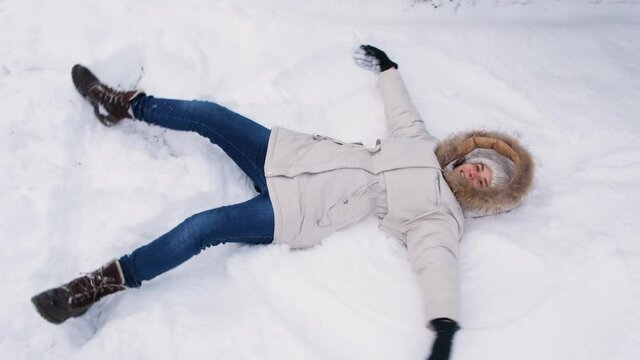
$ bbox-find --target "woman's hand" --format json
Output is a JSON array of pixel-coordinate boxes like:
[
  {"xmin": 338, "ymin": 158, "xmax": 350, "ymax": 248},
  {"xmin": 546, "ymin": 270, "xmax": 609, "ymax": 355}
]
[
  {"xmin": 427, "ymin": 318, "xmax": 459, "ymax": 360},
  {"xmin": 354, "ymin": 44, "xmax": 398, "ymax": 73}
]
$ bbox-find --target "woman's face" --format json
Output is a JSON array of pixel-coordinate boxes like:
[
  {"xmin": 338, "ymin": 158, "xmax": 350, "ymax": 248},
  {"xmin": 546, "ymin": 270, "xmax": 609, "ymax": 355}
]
[{"xmin": 454, "ymin": 163, "xmax": 492, "ymax": 189}]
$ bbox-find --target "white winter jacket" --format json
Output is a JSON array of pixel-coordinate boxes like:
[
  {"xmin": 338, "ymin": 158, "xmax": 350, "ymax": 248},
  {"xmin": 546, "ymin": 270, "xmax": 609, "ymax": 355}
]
[{"xmin": 264, "ymin": 68, "xmax": 464, "ymax": 323}]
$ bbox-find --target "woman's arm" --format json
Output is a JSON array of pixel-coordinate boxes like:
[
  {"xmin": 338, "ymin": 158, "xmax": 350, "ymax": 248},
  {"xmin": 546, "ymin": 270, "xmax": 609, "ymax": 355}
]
[
  {"xmin": 354, "ymin": 45, "xmax": 430, "ymax": 139},
  {"xmin": 406, "ymin": 214, "xmax": 462, "ymax": 360}
]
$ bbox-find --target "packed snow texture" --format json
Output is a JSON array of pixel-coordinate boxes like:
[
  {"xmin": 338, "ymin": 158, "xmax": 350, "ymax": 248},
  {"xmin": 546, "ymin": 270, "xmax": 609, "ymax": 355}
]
[{"xmin": 1, "ymin": 0, "xmax": 639, "ymax": 359}]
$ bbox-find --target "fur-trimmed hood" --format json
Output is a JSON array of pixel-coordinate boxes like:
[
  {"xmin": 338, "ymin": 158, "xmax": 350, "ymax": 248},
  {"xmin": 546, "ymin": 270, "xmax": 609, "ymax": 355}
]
[{"xmin": 436, "ymin": 130, "xmax": 534, "ymax": 217}]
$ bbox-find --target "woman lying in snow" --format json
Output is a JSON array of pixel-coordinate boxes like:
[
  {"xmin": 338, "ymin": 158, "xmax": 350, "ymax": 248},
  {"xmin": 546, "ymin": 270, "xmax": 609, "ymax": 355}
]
[{"xmin": 32, "ymin": 45, "xmax": 534, "ymax": 360}]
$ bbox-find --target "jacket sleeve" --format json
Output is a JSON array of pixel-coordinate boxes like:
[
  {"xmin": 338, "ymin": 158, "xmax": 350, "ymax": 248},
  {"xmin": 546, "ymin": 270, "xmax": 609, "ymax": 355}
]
[
  {"xmin": 378, "ymin": 68, "xmax": 430, "ymax": 139},
  {"xmin": 405, "ymin": 212, "xmax": 461, "ymax": 324}
]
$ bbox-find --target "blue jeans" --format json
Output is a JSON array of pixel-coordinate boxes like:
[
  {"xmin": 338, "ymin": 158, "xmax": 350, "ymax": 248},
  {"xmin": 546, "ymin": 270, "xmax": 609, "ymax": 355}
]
[{"xmin": 118, "ymin": 96, "xmax": 274, "ymax": 288}]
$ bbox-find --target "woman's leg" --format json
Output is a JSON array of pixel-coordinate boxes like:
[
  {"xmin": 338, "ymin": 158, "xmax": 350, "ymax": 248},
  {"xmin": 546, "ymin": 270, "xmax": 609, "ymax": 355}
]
[
  {"xmin": 71, "ymin": 65, "xmax": 269, "ymax": 191},
  {"xmin": 30, "ymin": 193, "xmax": 273, "ymax": 323},
  {"xmin": 118, "ymin": 192, "xmax": 274, "ymax": 287},
  {"xmin": 32, "ymin": 66, "xmax": 275, "ymax": 324},
  {"xmin": 130, "ymin": 95, "xmax": 270, "ymax": 193}
]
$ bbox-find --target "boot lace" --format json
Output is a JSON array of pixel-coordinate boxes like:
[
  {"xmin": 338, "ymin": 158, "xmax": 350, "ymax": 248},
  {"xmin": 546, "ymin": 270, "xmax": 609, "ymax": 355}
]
[
  {"xmin": 66, "ymin": 267, "xmax": 125, "ymax": 308},
  {"xmin": 91, "ymin": 84, "xmax": 129, "ymax": 108}
]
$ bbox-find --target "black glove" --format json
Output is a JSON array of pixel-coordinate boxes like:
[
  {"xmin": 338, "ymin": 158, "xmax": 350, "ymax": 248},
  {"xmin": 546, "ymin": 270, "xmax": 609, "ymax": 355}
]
[
  {"xmin": 427, "ymin": 318, "xmax": 459, "ymax": 360},
  {"xmin": 354, "ymin": 44, "xmax": 398, "ymax": 73}
]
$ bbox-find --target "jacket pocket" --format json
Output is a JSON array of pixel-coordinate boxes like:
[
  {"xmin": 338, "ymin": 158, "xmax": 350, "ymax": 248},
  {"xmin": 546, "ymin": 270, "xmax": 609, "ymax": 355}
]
[
  {"xmin": 317, "ymin": 182, "xmax": 378, "ymax": 228},
  {"xmin": 312, "ymin": 134, "xmax": 364, "ymax": 146}
]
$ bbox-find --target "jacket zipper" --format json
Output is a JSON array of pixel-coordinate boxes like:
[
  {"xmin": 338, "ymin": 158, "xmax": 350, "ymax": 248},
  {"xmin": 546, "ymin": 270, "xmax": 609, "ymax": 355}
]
[{"xmin": 435, "ymin": 173, "xmax": 442, "ymax": 206}]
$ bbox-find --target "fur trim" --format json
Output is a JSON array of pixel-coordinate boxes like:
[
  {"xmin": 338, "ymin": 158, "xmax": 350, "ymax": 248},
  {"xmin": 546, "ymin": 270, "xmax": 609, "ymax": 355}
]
[{"xmin": 436, "ymin": 130, "xmax": 534, "ymax": 217}]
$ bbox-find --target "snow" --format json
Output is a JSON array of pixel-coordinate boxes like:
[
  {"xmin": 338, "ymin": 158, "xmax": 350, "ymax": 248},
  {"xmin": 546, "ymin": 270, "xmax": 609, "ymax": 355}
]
[{"xmin": 1, "ymin": 0, "xmax": 640, "ymax": 359}]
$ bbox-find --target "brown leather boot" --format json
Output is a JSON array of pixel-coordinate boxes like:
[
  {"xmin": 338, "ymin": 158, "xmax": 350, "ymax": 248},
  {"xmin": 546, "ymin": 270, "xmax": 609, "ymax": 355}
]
[
  {"xmin": 71, "ymin": 64, "xmax": 143, "ymax": 126},
  {"xmin": 31, "ymin": 259, "xmax": 127, "ymax": 324}
]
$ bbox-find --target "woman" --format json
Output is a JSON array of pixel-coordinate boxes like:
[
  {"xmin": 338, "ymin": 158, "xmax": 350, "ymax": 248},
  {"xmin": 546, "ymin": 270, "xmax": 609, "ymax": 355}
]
[{"xmin": 31, "ymin": 45, "xmax": 534, "ymax": 360}]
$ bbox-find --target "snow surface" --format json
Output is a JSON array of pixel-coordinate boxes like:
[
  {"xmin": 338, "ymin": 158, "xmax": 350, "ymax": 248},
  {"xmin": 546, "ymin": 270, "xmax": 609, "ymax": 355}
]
[{"xmin": 2, "ymin": 0, "xmax": 640, "ymax": 359}]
